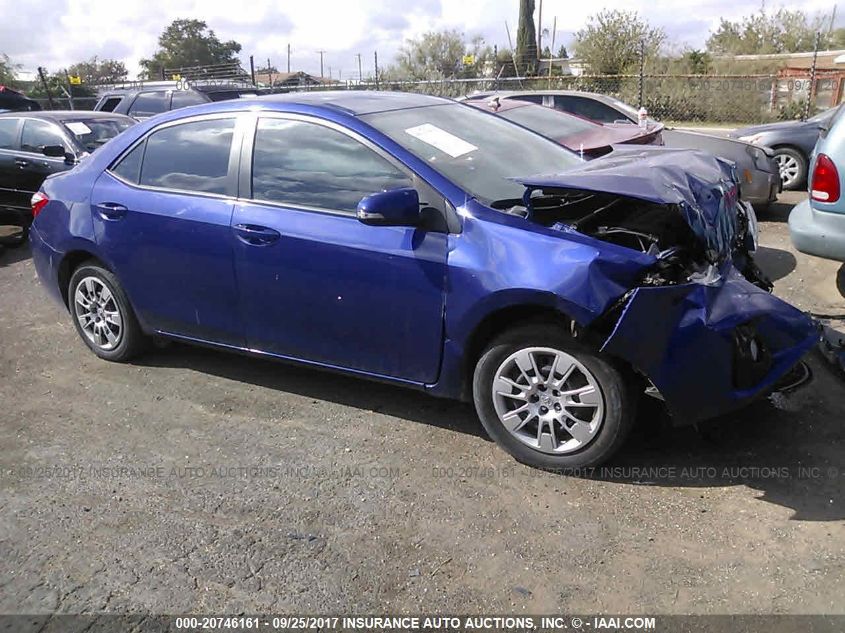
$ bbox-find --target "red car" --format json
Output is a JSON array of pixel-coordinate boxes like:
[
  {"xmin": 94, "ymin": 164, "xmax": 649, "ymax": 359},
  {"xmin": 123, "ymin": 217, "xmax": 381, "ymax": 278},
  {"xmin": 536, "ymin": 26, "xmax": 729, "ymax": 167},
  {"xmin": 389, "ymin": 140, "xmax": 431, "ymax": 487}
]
[{"xmin": 465, "ymin": 97, "xmax": 663, "ymax": 158}]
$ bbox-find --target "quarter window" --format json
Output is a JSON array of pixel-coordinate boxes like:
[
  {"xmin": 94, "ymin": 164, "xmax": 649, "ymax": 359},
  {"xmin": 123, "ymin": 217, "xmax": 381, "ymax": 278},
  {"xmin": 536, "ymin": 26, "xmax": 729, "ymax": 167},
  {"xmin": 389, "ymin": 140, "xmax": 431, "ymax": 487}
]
[
  {"xmin": 20, "ymin": 119, "xmax": 66, "ymax": 153},
  {"xmin": 111, "ymin": 141, "xmax": 145, "ymax": 184},
  {"xmin": 251, "ymin": 118, "xmax": 411, "ymax": 213},
  {"xmin": 138, "ymin": 118, "xmax": 235, "ymax": 195}
]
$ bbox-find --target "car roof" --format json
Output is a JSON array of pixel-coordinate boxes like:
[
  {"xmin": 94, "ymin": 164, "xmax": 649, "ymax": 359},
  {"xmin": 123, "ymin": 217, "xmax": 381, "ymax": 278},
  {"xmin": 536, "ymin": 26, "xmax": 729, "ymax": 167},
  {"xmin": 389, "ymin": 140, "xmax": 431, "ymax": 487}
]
[
  {"xmin": 0, "ymin": 110, "xmax": 135, "ymax": 122},
  {"xmin": 249, "ymin": 90, "xmax": 455, "ymax": 115},
  {"xmin": 468, "ymin": 89, "xmax": 616, "ymax": 102}
]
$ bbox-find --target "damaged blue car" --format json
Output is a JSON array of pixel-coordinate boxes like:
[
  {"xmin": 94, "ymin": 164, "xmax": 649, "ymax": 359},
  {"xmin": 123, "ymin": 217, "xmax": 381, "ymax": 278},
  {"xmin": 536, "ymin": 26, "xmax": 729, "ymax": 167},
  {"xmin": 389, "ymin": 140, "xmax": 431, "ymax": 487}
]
[{"xmin": 29, "ymin": 92, "xmax": 817, "ymax": 469}]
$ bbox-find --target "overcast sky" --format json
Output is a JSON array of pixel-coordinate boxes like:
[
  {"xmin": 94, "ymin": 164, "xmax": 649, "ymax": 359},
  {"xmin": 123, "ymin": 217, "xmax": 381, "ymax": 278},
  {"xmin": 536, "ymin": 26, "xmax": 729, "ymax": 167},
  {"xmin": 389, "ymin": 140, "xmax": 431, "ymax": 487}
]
[{"xmin": 0, "ymin": 0, "xmax": 840, "ymax": 80}]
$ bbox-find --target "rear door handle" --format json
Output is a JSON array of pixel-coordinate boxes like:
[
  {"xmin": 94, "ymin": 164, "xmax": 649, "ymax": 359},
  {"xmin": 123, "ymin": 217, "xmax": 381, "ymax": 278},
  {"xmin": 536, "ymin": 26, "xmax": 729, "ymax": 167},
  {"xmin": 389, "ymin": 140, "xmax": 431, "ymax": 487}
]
[
  {"xmin": 233, "ymin": 223, "xmax": 281, "ymax": 245},
  {"xmin": 95, "ymin": 202, "xmax": 128, "ymax": 220},
  {"xmin": 14, "ymin": 159, "xmax": 29, "ymax": 168}
]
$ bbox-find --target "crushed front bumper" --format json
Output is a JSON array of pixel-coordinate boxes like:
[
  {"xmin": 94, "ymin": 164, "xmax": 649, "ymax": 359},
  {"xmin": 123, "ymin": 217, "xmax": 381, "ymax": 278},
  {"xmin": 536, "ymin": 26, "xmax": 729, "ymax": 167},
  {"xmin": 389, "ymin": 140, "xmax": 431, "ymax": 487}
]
[{"xmin": 601, "ymin": 263, "xmax": 818, "ymax": 424}]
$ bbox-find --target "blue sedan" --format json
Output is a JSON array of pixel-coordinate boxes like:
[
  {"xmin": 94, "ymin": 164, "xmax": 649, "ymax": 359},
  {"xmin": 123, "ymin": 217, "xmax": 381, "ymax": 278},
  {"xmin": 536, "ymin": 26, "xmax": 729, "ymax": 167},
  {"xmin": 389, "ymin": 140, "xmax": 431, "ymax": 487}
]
[{"xmin": 30, "ymin": 92, "xmax": 817, "ymax": 469}]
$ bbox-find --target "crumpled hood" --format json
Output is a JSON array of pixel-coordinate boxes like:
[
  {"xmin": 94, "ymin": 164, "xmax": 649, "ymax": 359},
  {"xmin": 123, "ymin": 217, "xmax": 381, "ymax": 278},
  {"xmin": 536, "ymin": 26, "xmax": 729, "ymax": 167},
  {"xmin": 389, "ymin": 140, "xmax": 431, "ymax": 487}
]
[{"xmin": 518, "ymin": 147, "xmax": 742, "ymax": 261}]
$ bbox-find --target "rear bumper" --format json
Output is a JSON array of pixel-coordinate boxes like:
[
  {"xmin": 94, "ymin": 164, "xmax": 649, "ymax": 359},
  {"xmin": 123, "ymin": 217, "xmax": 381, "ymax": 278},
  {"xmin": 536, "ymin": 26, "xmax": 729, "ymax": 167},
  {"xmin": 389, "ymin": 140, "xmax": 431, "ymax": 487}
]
[
  {"xmin": 601, "ymin": 263, "xmax": 817, "ymax": 424},
  {"xmin": 742, "ymin": 167, "xmax": 780, "ymax": 205},
  {"xmin": 788, "ymin": 198, "xmax": 845, "ymax": 263},
  {"xmin": 29, "ymin": 224, "xmax": 66, "ymax": 308}
]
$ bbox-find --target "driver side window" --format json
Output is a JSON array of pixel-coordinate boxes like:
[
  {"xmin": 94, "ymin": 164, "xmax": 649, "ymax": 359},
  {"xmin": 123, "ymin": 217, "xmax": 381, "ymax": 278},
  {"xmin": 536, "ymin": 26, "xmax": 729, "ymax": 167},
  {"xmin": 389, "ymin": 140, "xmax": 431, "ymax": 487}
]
[
  {"xmin": 20, "ymin": 119, "xmax": 67, "ymax": 153},
  {"xmin": 251, "ymin": 118, "xmax": 412, "ymax": 214}
]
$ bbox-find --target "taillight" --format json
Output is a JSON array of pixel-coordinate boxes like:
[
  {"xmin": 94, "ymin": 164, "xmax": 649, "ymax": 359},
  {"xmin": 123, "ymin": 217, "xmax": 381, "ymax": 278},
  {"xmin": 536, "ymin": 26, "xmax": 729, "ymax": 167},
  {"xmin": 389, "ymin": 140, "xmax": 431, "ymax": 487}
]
[
  {"xmin": 810, "ymin": 154, "xmax": 840, "ymax": 203},
  {"xmin": 31, "ymin": 191, "xmax": 49, "ymax": 218}
]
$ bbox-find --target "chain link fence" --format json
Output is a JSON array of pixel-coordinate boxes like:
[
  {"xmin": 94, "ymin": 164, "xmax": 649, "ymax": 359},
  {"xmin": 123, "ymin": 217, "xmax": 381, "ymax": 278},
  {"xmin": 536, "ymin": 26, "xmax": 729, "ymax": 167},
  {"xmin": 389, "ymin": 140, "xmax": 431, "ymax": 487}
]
[{"xmin": 31, "ymin": 70, "xmax": 837, "ymax": 126}]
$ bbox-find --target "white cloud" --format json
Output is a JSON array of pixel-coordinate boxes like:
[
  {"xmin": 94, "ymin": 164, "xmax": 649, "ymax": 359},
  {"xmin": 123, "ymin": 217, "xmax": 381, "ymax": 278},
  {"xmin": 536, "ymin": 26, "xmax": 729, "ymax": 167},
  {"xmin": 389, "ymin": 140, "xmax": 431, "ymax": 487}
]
[{"xmin": 0, "ymin": 0, "xmax": 839, "ymax": 80}]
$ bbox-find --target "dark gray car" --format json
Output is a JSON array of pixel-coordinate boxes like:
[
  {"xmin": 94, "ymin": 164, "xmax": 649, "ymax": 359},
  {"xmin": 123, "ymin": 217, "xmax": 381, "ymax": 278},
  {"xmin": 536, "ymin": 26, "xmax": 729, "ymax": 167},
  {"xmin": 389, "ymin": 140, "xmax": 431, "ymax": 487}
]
[{"xmin": 729, "ymin": 106, "xmax": 841, "ymax": 190}]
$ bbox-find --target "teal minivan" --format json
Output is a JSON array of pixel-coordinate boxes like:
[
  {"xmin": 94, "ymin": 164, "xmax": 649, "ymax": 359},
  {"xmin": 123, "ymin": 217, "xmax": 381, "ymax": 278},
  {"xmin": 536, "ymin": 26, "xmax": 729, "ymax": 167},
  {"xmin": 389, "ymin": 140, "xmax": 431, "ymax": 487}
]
[{"xmin": 789, "ymin": 104, "xmax": 845, "ymax": 261}]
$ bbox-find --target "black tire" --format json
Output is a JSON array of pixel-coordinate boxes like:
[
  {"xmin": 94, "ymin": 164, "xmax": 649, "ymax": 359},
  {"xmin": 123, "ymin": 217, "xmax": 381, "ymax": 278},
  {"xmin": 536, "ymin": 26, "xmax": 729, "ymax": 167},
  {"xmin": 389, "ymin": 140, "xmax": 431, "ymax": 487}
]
[
  {"xmin": 472, "ymin": 323, "xmax": 635, "ymax": 469},
  {"xmin": 68, "ymin": 262, "xmax": 147, "ymax": 362},
  {"xmin": 773, "ymin": 147, "xmax": 807, "ymax": 191}
]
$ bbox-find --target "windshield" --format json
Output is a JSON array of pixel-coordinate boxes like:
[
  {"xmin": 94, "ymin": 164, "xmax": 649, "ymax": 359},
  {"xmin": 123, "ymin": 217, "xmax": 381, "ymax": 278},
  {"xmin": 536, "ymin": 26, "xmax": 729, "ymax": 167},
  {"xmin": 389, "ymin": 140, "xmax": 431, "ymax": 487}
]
[
  {"xmin": 500, "ymin": 105, "xmax": 597, "ymax": 139},
  {"xmin": 361, "ymin": 103, "xmax": 581, "ymax": 203},
  {"xmin": 62, "ymin": 118, "xmax": 133, "ymax": 151}
]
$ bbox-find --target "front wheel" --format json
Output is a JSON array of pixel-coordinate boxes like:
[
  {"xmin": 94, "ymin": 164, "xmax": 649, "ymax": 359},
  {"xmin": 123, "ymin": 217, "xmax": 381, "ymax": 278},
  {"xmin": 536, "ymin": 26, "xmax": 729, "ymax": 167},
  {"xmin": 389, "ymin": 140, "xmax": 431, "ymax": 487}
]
[
  {"xmin": 472, "ymin": 324, "xmax": 635, "ymax": 469},
  {"xmin": 69, "ymin": 263, "xmax": 147, "ymax": 362}
]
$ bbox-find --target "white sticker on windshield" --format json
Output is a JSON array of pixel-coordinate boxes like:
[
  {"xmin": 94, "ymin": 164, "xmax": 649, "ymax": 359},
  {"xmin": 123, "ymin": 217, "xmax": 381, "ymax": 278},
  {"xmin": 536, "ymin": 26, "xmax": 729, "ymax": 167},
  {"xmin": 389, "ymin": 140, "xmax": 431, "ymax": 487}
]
[
  {"xmin": 404, "ymin": 123, "xmax": 478, "ymax": 158},
  {"xmin": 66, "ymin": 122, "xmax": 92, "ymax": 136}
]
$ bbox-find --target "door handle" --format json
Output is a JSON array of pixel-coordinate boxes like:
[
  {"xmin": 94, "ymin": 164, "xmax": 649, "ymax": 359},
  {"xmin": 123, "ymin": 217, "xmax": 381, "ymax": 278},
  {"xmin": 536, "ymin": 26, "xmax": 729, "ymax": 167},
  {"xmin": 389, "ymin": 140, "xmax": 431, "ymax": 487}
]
[
  {"xmin": 14, "ymin": 159, "xmax": 29, "ymax": 168},
  {"xmin": 233, "ymin": 223, "xmax": 281, "ymax": 245},
  {"xmin": 95, "ymin": 202, "xmax": 128, "ymax": 220}
]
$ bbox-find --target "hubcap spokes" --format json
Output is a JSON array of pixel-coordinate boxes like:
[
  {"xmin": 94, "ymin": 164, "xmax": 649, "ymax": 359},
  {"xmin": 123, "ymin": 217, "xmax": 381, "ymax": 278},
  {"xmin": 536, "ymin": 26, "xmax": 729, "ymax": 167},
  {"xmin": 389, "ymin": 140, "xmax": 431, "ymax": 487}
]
[
  {"xmin": 776, "ymin": 155, "xmax": 799, "ymax": 185},
  {"xmin": 74, "ymin": 277, "xmax": 122, "ymax": 351},
  {"xmin": 492, "ymin": 347, "xmax": 604, "ymax": 455}
]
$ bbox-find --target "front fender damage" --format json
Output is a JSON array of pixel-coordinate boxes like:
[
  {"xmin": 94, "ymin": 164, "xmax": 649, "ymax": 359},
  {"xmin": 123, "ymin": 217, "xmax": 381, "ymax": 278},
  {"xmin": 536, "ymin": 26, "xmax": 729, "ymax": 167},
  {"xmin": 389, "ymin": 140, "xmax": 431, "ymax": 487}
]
[{"xmin": 599, "ymin": 263, "xmax": 817, "ymax": 424}]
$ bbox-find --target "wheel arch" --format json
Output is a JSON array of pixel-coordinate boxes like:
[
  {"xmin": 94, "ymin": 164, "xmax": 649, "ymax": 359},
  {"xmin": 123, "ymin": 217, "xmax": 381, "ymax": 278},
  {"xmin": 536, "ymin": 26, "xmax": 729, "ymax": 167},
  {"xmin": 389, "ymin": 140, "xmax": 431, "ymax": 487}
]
[
  {"xmin": 58, "ymin": 250, "xmax": 110, "ymax": 309},
  {"xmin": 459, "ymin": 304, "xmax": 578, "ymax": 400}
]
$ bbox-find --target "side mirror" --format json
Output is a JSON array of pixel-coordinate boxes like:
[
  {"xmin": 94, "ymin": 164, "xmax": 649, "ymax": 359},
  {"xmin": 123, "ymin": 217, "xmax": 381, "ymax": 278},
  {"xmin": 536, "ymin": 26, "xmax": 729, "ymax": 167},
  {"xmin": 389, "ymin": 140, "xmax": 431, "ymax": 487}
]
[
  {"xmin": 357, "ymin": 187, "xmax": 420, "ymax": 227},
  {"xmin": 41, "ymin": 145, "xmax": 66, "ymax": 158}
]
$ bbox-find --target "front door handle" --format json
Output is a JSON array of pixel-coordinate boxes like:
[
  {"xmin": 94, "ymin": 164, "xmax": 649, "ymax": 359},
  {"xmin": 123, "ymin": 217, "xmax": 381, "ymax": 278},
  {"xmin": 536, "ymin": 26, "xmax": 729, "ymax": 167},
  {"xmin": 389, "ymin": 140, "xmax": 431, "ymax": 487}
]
[
  {"xmin": 95, "ymin": 202, "xmax": 128, "ymax": 220},
  {"xmin": 233, "ymin": 223, "xmax": 281, "ymax": 245},
  {"xmin": 14, "ymin": 159, "xmax": 29, "ymax": 168}
]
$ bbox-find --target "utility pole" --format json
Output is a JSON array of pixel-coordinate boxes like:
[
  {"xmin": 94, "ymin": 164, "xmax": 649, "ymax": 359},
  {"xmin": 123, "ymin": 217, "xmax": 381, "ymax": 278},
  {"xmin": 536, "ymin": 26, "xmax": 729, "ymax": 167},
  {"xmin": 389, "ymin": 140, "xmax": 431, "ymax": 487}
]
[
  {"xmin": 249, "ymin": 55, "xmax": 255, "ymax": 86},
  {"xmin": 63, "ymin": 69, "xmax": 75, "ymax": 110},
  {"xmin": 374, "ymin": 51, "xmax": 379, "ymax": 89},
  {"xmin": 37, "ymin": 67, "xmax": 55, "ymax": 109},
  {"xmin": 804, "ymin": 31, "xmax": 822, "ymax": 121},
  {"xmin": 356, "ymin": 53, "xmax": 363, "ymax": 83},
  {"xmin": 317, "ymin": 50, "xmax": 326, "ymax": 78},
  {"xmin": 537, "ymin": 0, "xmax": 543, "ymax": 56},
  {"xmin": 287, "ymin": 44, "xmax": 291, "ymax": 73},
  {"xmin": 548, "ymin": 16, "xmax": 556, "ymax": 85},
  {"xmin": 267, "ymin": 58, "xmax": 273, "ymax": 85}
]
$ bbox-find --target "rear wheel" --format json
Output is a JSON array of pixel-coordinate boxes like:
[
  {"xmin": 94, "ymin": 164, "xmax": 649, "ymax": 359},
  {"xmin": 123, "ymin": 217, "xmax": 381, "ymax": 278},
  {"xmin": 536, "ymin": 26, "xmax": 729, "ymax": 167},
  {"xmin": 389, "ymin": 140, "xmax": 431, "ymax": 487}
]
[
  {"xmin": 773, "ymin": 147, "xmax": 807, "ymax": 191},
  {"xmin": 472, "ymin": 324, "xmax": 635, "ymax": 469},
  {"xmin": 69, "ymin": 263, "xmax": 147, "ymax": 362}
]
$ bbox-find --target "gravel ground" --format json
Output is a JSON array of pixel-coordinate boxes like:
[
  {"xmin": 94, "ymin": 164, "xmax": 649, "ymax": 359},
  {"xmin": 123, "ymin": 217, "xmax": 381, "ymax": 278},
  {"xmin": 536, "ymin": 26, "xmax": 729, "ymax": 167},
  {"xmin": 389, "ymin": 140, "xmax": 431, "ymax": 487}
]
[{"xmin": 0, "ymin": 191, "xmax": 843, "ymax": 615}]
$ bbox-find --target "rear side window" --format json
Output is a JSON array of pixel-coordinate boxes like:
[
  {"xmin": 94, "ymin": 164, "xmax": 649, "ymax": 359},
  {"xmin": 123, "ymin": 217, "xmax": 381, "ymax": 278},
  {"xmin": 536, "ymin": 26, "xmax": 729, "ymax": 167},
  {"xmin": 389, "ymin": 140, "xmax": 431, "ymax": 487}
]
[
  {"xmin": 170, "ymin": 90, "xmax": 208, "ymax": 109},
  {"xmin": 129, "ymin": 92, "xmax": 170, "ymax": 118},
  {"xmin": 0, "ymin": 118, "xmax": 18, "ymax": 149},
  {"xmin": 138, "ymin": 118, "xmax": 235, "ymax": 195},
  {"xmin": 98, "ymin": 96, "xmax": 123, "ymax": 113},
  {"xmin": 554, "ymin": 96, "xmax": 623, "ymax": 123},
  {"xmin": 251, "ymin": 118, "xmax": 411, "ymax": 213},
  {"xmin": 21, "ymin": 119, "xmax": 66, "ymax": 153}
]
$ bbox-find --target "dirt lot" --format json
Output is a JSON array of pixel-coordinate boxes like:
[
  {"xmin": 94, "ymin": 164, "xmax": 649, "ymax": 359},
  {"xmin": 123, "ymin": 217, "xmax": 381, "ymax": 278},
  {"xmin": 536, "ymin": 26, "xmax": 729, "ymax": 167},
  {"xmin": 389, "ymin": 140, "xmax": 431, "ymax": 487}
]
[{"xmin": 0, "ymin": 190, "xmax": 843, "ymax": 615}]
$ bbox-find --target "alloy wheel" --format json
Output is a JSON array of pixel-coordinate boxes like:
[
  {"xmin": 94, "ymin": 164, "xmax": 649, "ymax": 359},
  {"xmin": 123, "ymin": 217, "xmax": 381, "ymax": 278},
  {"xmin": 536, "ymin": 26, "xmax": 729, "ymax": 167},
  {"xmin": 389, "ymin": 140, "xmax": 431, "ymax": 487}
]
[
  {"xmin": 776, "ymin": 153, "xmax": 801, "ymax": 188},
  {"xmin": 73, "ymin": 276, "xmax": 123, "ymax": 351},
  {"xmin": 491, "ymin": 347, "xmax": 605, "ymax": 454}
]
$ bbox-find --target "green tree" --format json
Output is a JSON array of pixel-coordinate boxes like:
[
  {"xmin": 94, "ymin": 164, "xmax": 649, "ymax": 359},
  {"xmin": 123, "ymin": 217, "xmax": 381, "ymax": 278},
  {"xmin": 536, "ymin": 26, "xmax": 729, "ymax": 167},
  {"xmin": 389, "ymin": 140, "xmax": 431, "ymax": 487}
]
[
  {"xmin": 139, "ymin": 19, "xmax": 242, "ymax": 78},
  {"xmin": 516, "ymin": 0, "xmax": 538, "ymax": 74},
  {"xmin": 1, "ymin": 54, "xmax": 18, "ymax": 86},
  {"xmin": 684, "ymin": 49, "xmax": 712, "ymax": 74},
  {"xmin": 556, "ymin": 45, "xmax": 568, "ymax": 59},
  {"xmin": 574, "ymin": 10, "xmax": 665, "ymax": 75},
  {"xmin": 397, "ymin": 29, "xmax": 466, "ymax": 79},
  {"xmin": 66, "ymin": 57, "xmax": 128, "ymax": 85},
  {"xmin": 706, "ymin": 8, "xmax": 831, "ymax": 55}
]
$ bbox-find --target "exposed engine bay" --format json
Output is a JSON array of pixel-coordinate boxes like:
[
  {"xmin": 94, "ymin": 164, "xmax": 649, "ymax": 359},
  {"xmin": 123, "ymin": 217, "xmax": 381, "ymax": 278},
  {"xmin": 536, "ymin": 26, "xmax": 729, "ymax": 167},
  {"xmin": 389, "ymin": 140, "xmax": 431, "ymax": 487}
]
[{"xmin": 494, "ymin": 187, "xmax": 771, "ymax": 290}]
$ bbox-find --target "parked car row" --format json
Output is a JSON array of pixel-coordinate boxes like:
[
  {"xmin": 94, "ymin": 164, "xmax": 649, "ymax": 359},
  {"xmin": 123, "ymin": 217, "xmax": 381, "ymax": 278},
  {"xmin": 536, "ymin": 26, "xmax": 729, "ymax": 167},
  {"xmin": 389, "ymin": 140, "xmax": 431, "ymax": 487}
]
[
  {"xmin": 0, "ymin": 111, "xmax": 135, "ymax": 236},
  {"xmin": 462, "ymin": 90, "xmax": 781, "ymax": 208},
  {"xmin": 27, "ymin": 91, "xmax": 816, "ymax": 470}
]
